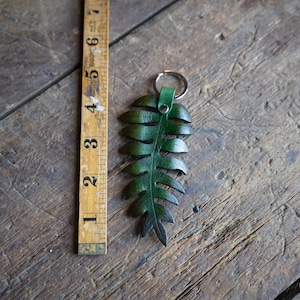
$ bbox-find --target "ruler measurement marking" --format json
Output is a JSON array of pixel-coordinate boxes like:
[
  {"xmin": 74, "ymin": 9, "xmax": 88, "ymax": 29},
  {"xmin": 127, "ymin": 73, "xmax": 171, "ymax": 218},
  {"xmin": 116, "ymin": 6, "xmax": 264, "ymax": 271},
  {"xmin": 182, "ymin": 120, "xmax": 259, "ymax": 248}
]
[{"xmin": 78, "ymin": 0, "xmax": 109, "ymax": 255}]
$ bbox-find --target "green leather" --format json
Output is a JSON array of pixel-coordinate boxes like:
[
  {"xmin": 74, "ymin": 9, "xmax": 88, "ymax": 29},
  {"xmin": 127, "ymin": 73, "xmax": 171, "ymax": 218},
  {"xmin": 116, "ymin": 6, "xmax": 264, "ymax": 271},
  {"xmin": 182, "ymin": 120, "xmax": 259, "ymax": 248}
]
[
  {"xmin": 119, "ymin": 86, "xmax": 193, "ymax": 246},
  {"xmin": 157, "ymin": 86, "xmax": 175, "ymax": 114}
]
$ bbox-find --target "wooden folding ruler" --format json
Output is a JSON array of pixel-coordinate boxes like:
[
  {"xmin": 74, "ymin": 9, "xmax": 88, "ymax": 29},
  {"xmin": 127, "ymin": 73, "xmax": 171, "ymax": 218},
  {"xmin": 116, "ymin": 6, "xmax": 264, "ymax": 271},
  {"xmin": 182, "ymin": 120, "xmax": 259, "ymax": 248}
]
[{"xmin": 78, "ymin": 0, "xmax": 109, "ymax": 255}]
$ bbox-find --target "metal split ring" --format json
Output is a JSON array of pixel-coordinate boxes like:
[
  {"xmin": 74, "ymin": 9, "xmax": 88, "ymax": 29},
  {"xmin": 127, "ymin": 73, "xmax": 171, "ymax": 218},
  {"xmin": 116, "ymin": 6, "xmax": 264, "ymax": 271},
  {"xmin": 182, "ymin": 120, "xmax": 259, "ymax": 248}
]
[{"xmin": 154, "ymin": 70, "xmax": 188, "ymax": 100}]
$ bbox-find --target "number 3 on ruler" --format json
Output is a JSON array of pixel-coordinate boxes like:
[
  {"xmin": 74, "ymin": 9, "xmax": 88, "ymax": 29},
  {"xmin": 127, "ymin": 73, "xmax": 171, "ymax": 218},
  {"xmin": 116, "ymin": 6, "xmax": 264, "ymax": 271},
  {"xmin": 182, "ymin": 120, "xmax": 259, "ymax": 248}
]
[{"xmin": 84, "ymin": 139, "xmax": 98, "ymax": 149}]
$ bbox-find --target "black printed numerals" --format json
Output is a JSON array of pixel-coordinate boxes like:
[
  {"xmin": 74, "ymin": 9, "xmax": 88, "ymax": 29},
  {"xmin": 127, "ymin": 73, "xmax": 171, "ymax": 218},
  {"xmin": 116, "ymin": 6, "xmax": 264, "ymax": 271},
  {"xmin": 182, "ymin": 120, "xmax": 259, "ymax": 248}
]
[
  {"xmin": 83, "ymin": 216, "xmax": 97, "ymax": 223},
  {"xmin": 87, "ymin": 9, "xmax": 99, "ymax": 15},
  {"xmin": 86, "ymin": 37, "xmax": 98, "ymax": 46},
  {"xmin": 85, "ymin": 70, "xmax": 98, "ymax": 78},
  {"xmin": 83, "ymin": 176, "xmax": 97, "ymax": 187},
  {"xmin": 85, "ymin": 104, "xmax": 97, "ymax": 113},
  {"xmin": 84, "ymin": 139, "xmax": 98, "ymax": 149}
]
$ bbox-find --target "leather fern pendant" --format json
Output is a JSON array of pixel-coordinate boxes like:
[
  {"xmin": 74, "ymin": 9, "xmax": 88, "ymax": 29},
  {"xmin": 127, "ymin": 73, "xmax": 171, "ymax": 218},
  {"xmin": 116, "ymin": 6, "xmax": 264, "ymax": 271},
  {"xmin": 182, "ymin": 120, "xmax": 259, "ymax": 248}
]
[{"xmin": 119, "ymin": 87, "xmax": 193, "ymax": 245}]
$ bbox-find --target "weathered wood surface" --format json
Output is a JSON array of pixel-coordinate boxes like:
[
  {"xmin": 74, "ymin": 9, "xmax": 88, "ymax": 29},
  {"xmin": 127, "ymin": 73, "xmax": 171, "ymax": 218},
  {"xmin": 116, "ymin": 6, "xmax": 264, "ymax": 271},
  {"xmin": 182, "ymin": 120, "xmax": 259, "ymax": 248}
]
[
  {"xmin": 110, "ymin": 0, "xmax": 176, "ymax": 42},
  {"xmin": 1, "ymin": 0, "xmax": 300, "ymax": 299},
  {"xmin": 0, "ymin": 0, "xmax": 174, "ymax": 119}
]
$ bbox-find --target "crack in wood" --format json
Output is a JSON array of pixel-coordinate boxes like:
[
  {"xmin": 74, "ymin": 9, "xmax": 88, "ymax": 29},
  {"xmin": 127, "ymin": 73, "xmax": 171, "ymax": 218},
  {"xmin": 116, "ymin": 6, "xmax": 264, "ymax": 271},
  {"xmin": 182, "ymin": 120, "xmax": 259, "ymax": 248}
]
[
  {"xmin": 175, "ymin": 220, "xmax": 268, "ymax": 299},
  {"xmin": 229, "ymin": 24, "xmax": 259, "ymax": 84}
]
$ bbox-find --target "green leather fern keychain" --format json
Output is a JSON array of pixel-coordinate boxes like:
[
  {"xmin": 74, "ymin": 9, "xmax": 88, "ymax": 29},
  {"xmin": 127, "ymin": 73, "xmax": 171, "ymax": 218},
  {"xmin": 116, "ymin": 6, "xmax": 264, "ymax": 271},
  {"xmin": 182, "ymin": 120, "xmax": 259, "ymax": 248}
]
[{"xmin": 119, "ymin": 71, "xmax": 193, "ymax": 246}]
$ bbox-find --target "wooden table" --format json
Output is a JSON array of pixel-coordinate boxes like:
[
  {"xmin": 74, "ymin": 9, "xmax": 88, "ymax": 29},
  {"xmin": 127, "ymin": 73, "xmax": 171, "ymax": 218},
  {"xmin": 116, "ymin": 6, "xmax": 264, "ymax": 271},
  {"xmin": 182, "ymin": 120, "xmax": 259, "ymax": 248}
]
[{"xmin": 1, "ymin": 0, "xmax": 300, "ymax": 299}]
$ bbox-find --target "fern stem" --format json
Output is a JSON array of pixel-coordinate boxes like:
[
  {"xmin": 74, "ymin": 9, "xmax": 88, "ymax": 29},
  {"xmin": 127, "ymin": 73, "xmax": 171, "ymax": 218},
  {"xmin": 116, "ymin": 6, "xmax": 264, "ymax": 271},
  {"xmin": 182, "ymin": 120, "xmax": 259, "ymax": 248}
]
[{"xmin": 149, "ymin": 115, "xmax": 164, "ymax": 233}]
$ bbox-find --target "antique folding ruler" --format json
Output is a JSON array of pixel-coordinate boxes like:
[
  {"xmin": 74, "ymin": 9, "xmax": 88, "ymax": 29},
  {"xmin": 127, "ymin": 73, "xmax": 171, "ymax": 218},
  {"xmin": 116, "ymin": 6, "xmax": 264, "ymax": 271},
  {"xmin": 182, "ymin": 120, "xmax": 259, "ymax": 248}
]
[{"xmin": 78, "ymin": 0, "xmax": 109, "ymax": 255}]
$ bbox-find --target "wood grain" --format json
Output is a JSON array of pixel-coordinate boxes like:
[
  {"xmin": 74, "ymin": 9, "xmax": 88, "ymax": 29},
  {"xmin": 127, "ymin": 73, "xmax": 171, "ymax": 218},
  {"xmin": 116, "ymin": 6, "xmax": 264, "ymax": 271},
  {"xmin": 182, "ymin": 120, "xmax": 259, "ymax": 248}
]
[
  {"xmin": 1, "ymin": 0, "xmax": 300, "ymax": 299},
  {"xmin": 110, "ymin": 0, "xmax": 176, "ymax": 42},
  {"xmin": 0, "ymin": 0, "xmax": 175, "ymax": 119},
  {"xmin": 0, "ymin": 0, "xmax": 82, "ymax": 118}
]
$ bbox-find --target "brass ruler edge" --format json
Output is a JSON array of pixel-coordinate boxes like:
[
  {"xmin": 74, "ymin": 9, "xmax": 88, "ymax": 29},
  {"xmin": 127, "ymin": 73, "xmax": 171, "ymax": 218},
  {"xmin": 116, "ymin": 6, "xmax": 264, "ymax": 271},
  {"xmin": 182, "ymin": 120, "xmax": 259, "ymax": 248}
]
[{"xmin": 78, "ymin": 243, "xmax": 107, "ymax": 255}]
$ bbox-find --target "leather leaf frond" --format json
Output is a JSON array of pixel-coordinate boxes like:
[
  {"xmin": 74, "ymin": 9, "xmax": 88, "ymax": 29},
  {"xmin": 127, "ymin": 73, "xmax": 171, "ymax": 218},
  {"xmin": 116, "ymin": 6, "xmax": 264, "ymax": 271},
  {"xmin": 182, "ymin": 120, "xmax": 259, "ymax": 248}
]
[{"xmin": 119, "ymin": 87, "xmax": 193, "ymax": 246}]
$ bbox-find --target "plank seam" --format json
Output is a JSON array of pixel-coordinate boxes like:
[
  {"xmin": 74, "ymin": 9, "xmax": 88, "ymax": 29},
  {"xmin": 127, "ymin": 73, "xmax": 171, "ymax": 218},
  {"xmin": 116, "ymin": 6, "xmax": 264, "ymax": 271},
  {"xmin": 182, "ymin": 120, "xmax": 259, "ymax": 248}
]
[
  {"xmin": 109, "ymin": 0, "xmax": 180, "ymax": 47},
  {"xmin": 0, "ymin": 0, "xmax": 180, "ymax": 121},
  {"xmin": 0, "ymin": 62, "xmax": 80, "ymax": 121}
]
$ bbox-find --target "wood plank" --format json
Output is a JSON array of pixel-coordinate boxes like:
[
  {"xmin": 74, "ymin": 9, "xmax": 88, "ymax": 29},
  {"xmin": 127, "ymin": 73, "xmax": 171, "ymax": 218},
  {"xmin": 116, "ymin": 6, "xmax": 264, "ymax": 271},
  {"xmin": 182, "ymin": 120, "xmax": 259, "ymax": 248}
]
[
  {"xmin": 1, "ymin": 0, "xmax": 300, "ymax": 299},
  {"xmin": 0, "ymin": 0, "xmax": 175, "ymax": 119},
  {"xmin": 0, "ymin": 0, "xmax": 82, "ymax": 119},
  {"xmin": 110, "ymin": 0, "xmax": 176, "ymax": 42}
]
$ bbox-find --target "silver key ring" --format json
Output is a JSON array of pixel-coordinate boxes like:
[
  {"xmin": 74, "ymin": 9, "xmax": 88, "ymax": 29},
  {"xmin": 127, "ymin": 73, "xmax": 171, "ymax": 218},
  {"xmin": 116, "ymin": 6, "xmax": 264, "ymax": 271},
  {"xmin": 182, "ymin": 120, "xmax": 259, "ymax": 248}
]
[{"xmin": 154, "ymin": 70, "xmax": 188, "ymax": 100}]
